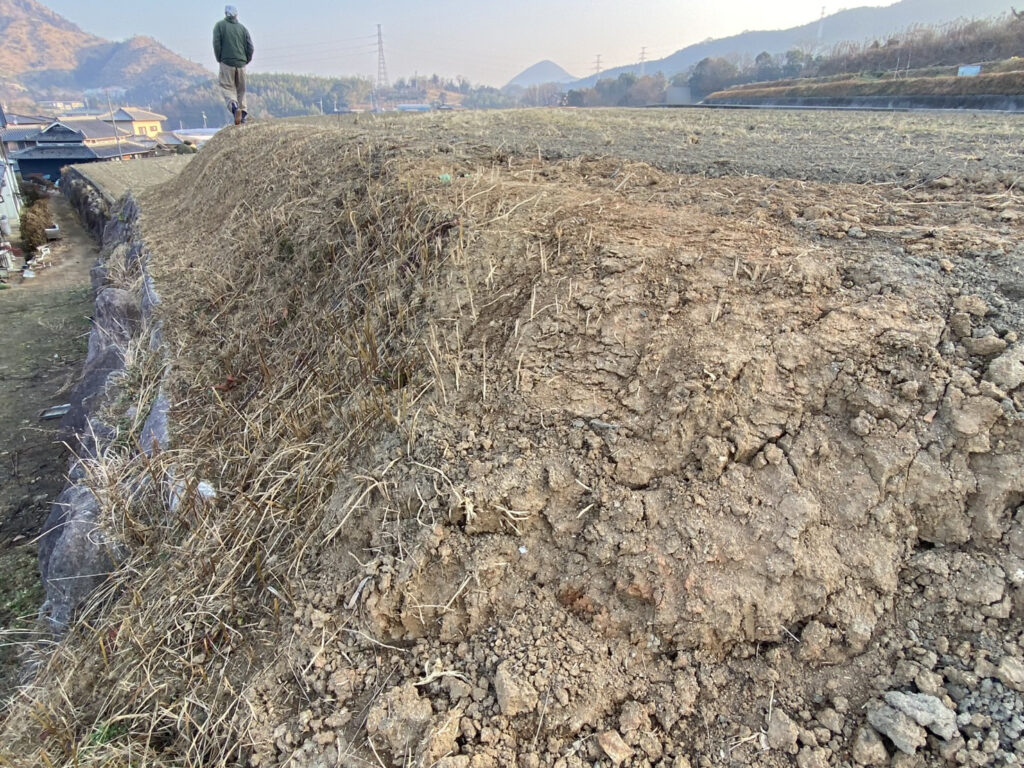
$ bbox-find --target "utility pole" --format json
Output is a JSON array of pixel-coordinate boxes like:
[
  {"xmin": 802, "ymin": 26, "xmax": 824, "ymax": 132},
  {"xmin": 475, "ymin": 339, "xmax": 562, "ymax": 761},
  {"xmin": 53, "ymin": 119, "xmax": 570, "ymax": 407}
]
[
  {"xmin": 105, "ymin": 89, "xmax": 124, "ymax": 161},
  {"xmin": 376, "ymin": 24, "xmax": 390, "ymax": 110},
  {"xmin": 593, "ymin": 54, "xmax": 603, "ymax": 77},
  {"xmin": 639, "ymin": 47, "xmax": 647, "ymax": 76}
]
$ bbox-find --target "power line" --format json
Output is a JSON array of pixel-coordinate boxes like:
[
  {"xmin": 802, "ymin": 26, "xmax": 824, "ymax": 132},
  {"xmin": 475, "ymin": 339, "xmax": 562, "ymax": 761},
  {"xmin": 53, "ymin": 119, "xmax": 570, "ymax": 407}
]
[
  {"xmin": 258, "ymin": 42, "xmax": 379, "ymax": 59},
  {"xmin": 256, "ymin": 46, "xmax": 378, "ymax": 68},
  {"xmin": 639, "ymin": 46, "xmax": 647, "ymax": 76},
  {"xmin": 258, "ymin": 34, "xmax": 376, "ymax": 54},
  {"xmin": 593, "ymin": 54, "xmax": 602, "ymax": 76}
]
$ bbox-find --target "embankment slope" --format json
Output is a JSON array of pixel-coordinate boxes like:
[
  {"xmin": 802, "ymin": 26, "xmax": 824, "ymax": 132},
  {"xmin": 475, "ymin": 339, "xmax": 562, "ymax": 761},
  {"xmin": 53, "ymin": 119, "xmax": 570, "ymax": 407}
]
[{"xmin": 3, "ymin": 111, "xmax": 1023, "ymax": 767}]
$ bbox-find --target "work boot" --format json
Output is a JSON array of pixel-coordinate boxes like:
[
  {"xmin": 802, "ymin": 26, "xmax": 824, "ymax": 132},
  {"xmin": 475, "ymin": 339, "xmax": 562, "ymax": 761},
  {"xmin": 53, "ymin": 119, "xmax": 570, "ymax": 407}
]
[{"xmin": 234, "ymin": 108, "xmax": 243, "ymax": 126}]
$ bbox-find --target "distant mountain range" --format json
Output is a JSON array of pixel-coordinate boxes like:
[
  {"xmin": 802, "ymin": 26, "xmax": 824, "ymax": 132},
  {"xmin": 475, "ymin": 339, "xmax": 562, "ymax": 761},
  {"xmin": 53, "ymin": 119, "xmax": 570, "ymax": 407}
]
[
  {"xmin": 566, "ymin": 0, "xmax": 1013, "ymax": 88},
  {"xmin": 506, "ymin": 60, "xmax": 576, "ymax": 89},
  {"xmin": 0, "ymin": 0, "xmax": 209, "ymax": 105}
]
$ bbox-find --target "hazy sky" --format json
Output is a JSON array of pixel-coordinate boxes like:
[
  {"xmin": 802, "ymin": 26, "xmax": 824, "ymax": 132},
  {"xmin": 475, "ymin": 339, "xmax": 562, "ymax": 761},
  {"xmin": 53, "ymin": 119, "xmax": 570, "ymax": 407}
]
[{"xmin": 39, "ymin": 1, "xmax": 900, "ymax": 85}]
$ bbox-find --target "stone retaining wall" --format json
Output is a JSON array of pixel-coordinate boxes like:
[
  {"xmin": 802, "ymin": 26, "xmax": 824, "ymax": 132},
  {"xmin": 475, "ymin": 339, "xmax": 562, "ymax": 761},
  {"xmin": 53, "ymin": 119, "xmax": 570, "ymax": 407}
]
[
  {"xmin": 38, "ymin": 175, "xmax": 171, "ymax": 631},
  {"xmin": 62, "ymin": 167, "xmax": 115, "ymax": 242}
]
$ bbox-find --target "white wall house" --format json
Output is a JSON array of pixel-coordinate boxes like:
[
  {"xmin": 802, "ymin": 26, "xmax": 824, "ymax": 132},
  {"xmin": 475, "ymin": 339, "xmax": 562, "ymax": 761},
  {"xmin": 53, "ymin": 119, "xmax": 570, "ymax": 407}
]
[{"xmin": 0, "ymin": 156, "xmax": 20, "ymax": 223}]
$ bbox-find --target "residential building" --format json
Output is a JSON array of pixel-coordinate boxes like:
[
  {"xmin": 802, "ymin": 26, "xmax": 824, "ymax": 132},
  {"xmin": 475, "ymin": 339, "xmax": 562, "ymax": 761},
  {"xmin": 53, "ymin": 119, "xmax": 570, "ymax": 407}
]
[
  {"xmin": 39, "ymin": 99, "xmax": 86, "ymax": 113},
  {"xmin": 0, "ymin": 158, "xmax": 20, "ymax": 221},
  {"xmin": 0, "ymin": 109, "xmax": 52, "ymax": 156},
  {"xmin": 100, "ymin": 107, "xmax": 167, "ymax": 139},
  {"xmin": 11, "ymin": 120, "xmax": 155, "ymax": 181},
  {"xmin": 0, "ymin": 105, "xmax": 29, "ymax": 218}
]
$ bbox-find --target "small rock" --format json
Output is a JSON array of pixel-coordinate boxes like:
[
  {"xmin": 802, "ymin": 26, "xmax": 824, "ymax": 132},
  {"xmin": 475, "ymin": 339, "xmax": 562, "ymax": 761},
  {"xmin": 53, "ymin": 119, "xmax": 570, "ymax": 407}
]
[
  {"xmin": 986, "ymin": 345, "xmax": 1024, "ymax": 391},
  {"xmin": 937, "ymin": 736, "xmax": 966, "ymax": 762},
  {"xmin": 914, "ymin": 669, "xmax": 944, "ymax": 697},
  {"xmin": 445, "ymin": 676, "xmax": 473, "ymax": 702},
  {"xmin": 597, "ymin": 730, "xmax": 634, "ymax": 766},
  {"xmin": 996, "ymin": 656, "xmax": 1024, "ymax": 692},
  {"xmin": 965, "ymin": 336, "xmax": 1009, "ymax": 357},
  {"xmin": 867, "ymin": 703, "xmax": 928, "ymax": 754},
  {"xmin": 365, "ymin": 683, "xmax": 433, "ymax": 756},
  {"xmin": 952, "ymin": 560, "xmax": 1005, "ymax": 606},
  {"xmin": 797, "ymin": 746, "xmax": 831, "ymax": 768},
  {"xmin": 890, "ymin": 752, "xmax": 924, "ymax": 768},
  {"xmin": 851, "ymin": 412, "xmax": 875, "ymax": 437},
  {"xmin": 768, "ymin": 708, "xmax": 801, "ymax": 754},
  {"xmin": 950, "ymin": 312, "xmax": 973, "ymax": 339},
  {"xmin": 619, "ymin": 700, "xmax": 650, "ymax": 733},
  {"xmin": 852, "ymin": 725, "xmax": 890, "ymax": 765},
  {"xmin": 803, "ymin": 205, "xmax": 831, "ymax": 221},
  {"xmin": 493, "ymin": 662, "xmax": 538, "ymax": 717},
  {"xmin": 954, "ymin": 295, "xmax": 989, "ymax": 317},
  {"xmin": 884, "ymin": 691, "xmax": 958, "ymax": 741},
  {"xmin": 638, "ymin": 731, "xmax": 663, "ymax": 761},
  {"xmin": 817, "ymin": 707, "xmax": 844, "ymax": 734}
]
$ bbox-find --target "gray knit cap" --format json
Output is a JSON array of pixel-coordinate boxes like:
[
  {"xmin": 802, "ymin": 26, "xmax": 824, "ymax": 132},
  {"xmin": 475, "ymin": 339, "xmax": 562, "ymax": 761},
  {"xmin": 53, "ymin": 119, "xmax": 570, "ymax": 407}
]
[{"xmin": 225, "ymin": 5, "xmax": 238, "ymax": 17}]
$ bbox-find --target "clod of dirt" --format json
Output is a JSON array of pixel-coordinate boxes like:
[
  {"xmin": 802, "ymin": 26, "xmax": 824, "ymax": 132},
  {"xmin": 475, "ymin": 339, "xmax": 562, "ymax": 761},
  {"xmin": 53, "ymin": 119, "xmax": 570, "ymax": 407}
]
[
  {"xmin": 851, "ymin": 725, "xmax": 890, "ymax": 765},
  {"xmin": 883, "ymin": 691, "xmax": 959, "ymax": 740},
  {"xmin": 493, "ymin": 661, "xmax": 538, "ymax": 717},
  {"xmin": 596, "ymin": 730, "xmax": 633, "ymax": 765},
  {"xmin": 997, "ymin": 657, "xmax": 1024, "ymax": 692},
  {"xmin": 867, "ymin": 703, "xmax": 928, "ymax": 754},
  {"xmin": 986, "ymin": 344, "xmax": 1024, "ymax": 391}
]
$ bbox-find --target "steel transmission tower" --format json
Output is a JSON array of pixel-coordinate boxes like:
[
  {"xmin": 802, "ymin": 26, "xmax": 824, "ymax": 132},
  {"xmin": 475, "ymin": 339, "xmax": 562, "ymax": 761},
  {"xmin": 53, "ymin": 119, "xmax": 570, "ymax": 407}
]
[{"xmin": 376, "ymin": 24, "xmax": 389, "ymax": 93}]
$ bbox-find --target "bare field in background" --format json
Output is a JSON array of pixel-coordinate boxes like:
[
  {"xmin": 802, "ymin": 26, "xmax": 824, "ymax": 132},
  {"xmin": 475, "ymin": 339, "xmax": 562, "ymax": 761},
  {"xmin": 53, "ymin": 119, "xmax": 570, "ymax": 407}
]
[{"xmin": 295, "ymin": 106, "xmax": 1024, "ymax": 184}]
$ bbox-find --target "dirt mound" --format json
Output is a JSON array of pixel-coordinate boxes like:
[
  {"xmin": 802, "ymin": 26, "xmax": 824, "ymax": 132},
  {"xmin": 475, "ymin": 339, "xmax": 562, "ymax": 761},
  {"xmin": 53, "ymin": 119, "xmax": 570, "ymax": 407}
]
[{"xmin": 2, "ymin": 113, "xmax": 1023, "ymax": 767}]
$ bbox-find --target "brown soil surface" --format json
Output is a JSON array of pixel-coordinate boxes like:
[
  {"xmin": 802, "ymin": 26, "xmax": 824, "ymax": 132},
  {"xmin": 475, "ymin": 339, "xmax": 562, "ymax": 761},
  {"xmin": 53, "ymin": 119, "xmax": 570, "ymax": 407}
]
[
  {"xmin": 3, "ymin": 109, "xmax": 1023, "ymax": 767},
  {"xmin": 0, "ymin": 197, "xmax": 94, "ymax": 698}
]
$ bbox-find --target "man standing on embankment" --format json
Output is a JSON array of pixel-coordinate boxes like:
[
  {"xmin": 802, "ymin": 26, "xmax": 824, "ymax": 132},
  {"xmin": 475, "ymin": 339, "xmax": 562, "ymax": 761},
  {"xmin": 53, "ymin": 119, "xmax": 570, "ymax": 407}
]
[{"xmin": 213, "ymin": 5, "xmax": 254, "ymax": 125}]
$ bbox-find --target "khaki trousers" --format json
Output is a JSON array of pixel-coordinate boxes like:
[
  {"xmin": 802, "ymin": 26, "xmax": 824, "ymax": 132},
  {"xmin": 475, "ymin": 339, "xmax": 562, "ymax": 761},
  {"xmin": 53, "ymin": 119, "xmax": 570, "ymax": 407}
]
[{"xmin": 218, "ymin": 62, "xmax": 247, "ymax": 114}]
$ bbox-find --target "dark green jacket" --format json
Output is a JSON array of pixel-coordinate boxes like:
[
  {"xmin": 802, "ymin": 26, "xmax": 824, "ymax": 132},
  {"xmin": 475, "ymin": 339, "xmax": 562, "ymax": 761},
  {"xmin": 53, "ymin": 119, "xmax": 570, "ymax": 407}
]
[{"xmin": 213, "ymin": 16, "xmax": 254, "ymax": 67}]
